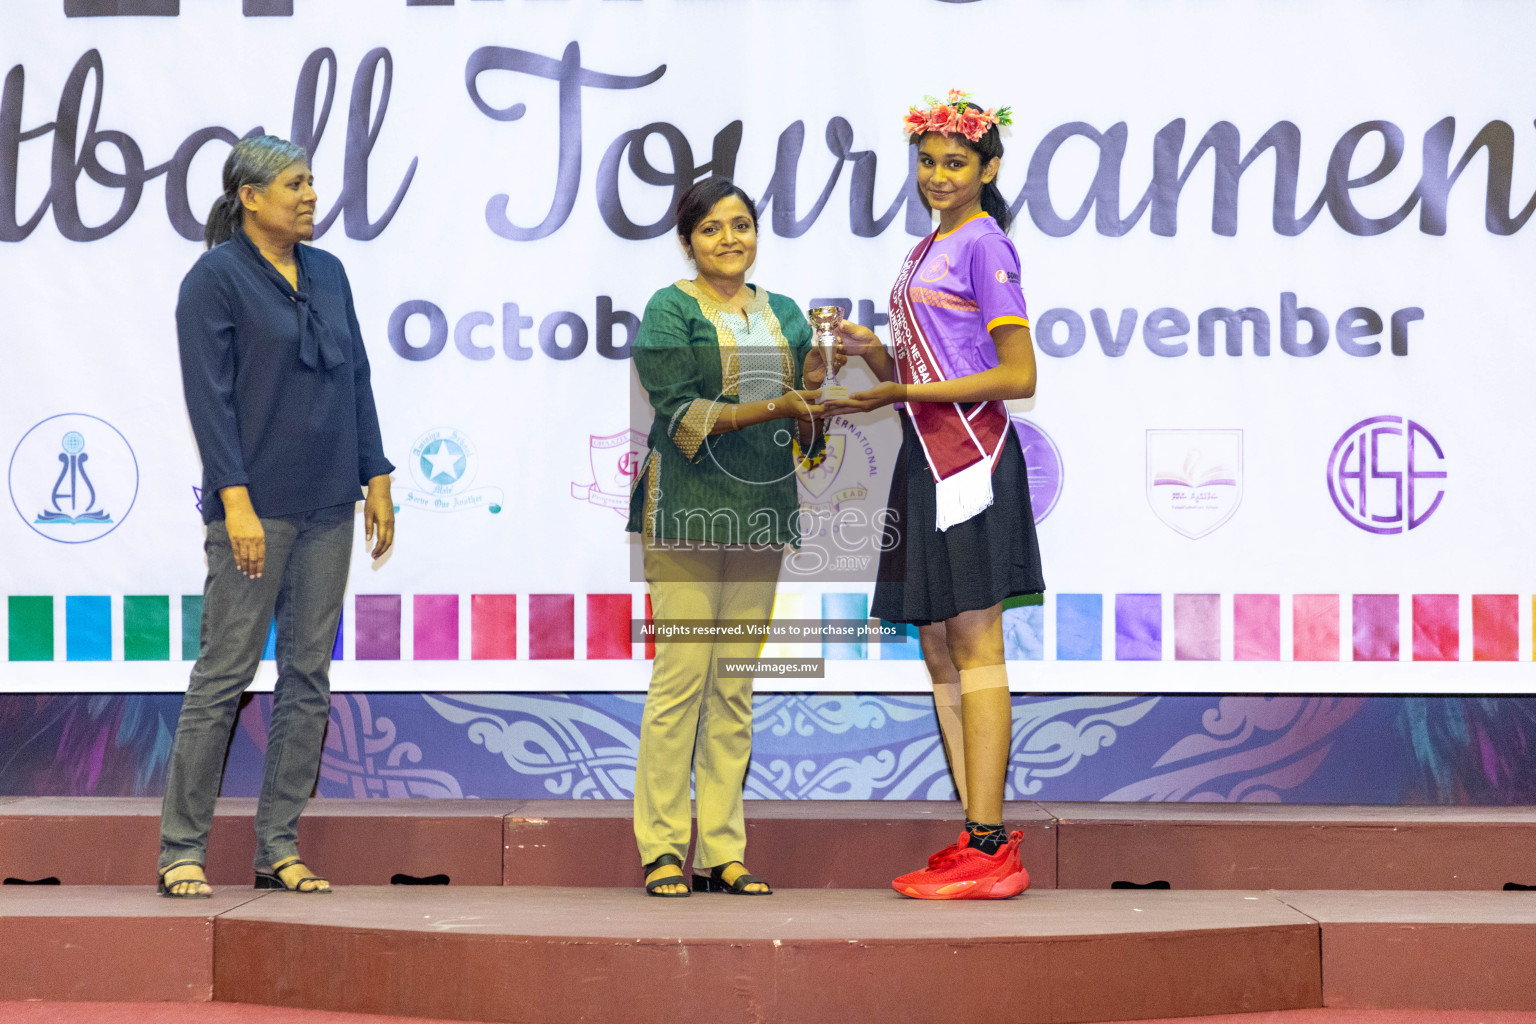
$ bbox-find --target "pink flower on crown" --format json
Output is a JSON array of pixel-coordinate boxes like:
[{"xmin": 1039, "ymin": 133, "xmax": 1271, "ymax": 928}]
[
  {"xmin": 904, "ymin": 92, "xmax": 1013, "ymax": 139},
  {"xmin": 958, "ymin": 107, "xmax": 1002, "ymax": 142},
  {"xmin": 927, "ymin": 105, "xmax": 959, "ymax": 134}
]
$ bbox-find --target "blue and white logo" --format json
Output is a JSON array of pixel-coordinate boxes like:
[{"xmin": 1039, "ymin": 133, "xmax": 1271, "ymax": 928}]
[
  {"xmin": 420, "ymin": 436, "xmax": 468, "ymax": 487},
  {"xmin": 402, "ymin": 426, "xmax": 503, "ymax": 514},
  {"xmin": 9, "ymin": 413, "xmax": 139, "ymax": 543}
]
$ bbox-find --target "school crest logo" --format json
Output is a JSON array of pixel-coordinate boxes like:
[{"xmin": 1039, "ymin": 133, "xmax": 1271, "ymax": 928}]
[
  {"xmin": 401, "ymin": 427, "xmax": 503, "ymax": 514},
  {"xmin": 9, "ymin": 413, "xmax": 138, "ymax": 544},
  {"xmin": 572, "ymin": 429, "xmax": 646, "ymax": 514},
  {"xmin": 1145, "ymin": 429, "xmax": 1243, "ymax": 539},
  {"xmin": 798, "ymin": 417, "xmax": 875, "ymax": 516}
]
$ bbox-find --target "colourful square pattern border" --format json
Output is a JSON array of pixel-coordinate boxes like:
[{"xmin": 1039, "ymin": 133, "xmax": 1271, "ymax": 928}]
[{"xmin": 2, "ymin": 592, "xmax": 1526, "ymax": 663}]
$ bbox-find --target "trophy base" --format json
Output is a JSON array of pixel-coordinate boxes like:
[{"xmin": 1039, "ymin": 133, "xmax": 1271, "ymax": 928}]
[{"xmin": 819, "ymin": 384, "xmax": 851, "ymax": 402}]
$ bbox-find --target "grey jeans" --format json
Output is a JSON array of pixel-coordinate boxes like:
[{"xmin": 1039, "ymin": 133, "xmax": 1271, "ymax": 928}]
[{"xmin": 158, "ymin": 506, "xmax": 353, "ymax": 873}]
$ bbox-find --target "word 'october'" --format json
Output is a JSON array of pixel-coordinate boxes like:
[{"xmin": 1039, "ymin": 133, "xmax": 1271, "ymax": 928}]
[{"xmin": 389, "ymin": 297, "xmax": 638, "ymax": 361}]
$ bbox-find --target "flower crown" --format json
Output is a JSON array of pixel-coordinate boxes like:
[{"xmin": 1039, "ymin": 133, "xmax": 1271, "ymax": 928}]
[{"xmin": 903, "ymin": 90, "xmax": 1012, "ymax": 143}]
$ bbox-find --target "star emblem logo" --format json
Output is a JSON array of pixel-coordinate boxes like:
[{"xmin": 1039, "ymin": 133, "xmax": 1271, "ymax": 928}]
[{"xmin": 420, "ymin": 439, "xmax": 466, "ymax": 486}]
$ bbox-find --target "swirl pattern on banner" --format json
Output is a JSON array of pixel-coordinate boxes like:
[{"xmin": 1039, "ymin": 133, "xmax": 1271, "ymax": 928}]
[
  {"xmin": 1104, "ymin": 697, "xmax": 1365, "ymax": 802},
  {"xmin": 4, "ymin": 692, "xmax": 1532, "ymax": 806},
  {"xmin": 240, "ymin": 694, "xmax": 466, "ymax": 799},
  {"xmin": 421, "ymin": 693, "xmax": 644, "ymax": 799}
]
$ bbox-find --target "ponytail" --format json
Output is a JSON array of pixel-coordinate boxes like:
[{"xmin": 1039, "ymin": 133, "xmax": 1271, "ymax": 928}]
[
  {"xmin": 202, "ymin": 134, "xmax": 309, "ymax": 250},
  {"xmin": 203, "ymin": 192, "xmax": 244, "ymax": 248},
  {"xmin": 980, "ymin": 181, "xmax": 1012, "ymax": 234}
]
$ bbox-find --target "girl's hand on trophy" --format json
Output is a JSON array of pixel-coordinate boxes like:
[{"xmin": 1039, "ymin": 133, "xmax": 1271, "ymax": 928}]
[
  {"xmin": 823, "ymin": 381, "xmax": 905, "ymax": 414},
  {"xmin": 834, "ymin": 320, "xmax": 879, "ymax": 356}
]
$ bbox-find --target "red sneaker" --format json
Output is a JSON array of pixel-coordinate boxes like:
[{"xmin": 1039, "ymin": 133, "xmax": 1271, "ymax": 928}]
[
  {"xmin": 893, "ymin": 830, "xmax": 1029, "ymax": 900},
  {"xmin": 924, "ymin": 838, "xmax": 962, "ymax": 870}
]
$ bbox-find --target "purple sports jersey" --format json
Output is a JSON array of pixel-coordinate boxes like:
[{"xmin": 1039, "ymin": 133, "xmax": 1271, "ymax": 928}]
[{"xmin": 904, "ymin": 214, "xmax": 1030, "ymax": 378}]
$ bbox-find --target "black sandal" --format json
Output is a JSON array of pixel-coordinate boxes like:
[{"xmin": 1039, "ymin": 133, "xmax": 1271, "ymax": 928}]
[
  {"xmin": 157, "ymin": 860, "xmax": 212, "ymax": 899},
  {"xmin": 643, "ymin": 854, "xmax": 691, "ymax": 898},
  {"xmin": 693, "ymin": 861, "xmax": 773, "ymax": 895},
  {"xmin": 255, "ymin": 856, "xmax": 332, "ymax": 894}
]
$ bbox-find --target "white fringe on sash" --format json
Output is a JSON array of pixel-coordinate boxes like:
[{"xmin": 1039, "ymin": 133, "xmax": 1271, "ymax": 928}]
[{"xmin": 934, "ymin": 454, "xmax": 996, "ymax": 532}]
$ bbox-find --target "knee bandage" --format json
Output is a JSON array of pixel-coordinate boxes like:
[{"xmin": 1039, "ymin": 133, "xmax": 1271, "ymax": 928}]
[{"xmin": 958, "ymin": 664, "xmax": 1010, "ymax": 694}]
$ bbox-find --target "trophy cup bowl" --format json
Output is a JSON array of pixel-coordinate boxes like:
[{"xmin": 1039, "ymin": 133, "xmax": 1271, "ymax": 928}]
[{"xmin": 806, "ymin": 305, "xmax": 850, "ymax": 402}]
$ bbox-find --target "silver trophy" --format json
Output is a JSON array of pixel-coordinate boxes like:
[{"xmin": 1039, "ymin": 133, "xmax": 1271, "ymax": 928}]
[{"xmin": 806, "ymin": 305, "xmax": 850, "ymax": 402}]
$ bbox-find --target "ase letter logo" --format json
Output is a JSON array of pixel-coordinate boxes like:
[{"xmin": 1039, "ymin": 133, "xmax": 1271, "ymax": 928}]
[
  {"xmin": 1327, "ymin": 416, "xmax": 1446, "ymax": 534},
  {"xmin": 8, "ymin": 413, "xmax": 138, "ymax": 543}
]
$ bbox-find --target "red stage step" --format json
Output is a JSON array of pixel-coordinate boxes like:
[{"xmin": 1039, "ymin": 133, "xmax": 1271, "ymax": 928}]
[
  {"xmin": 0, "ymin": 797, "xmax": 514, "ymax": 886},
  {"xmin": 4, "ymin": 886, "xmax": 1533, "ymax": 1019},
  {"xmin": 1046, "ymin": 804, "xmax": 1536, "ymax": 890},
  {"xmin": 1274, "ymin": 890, "xmax": 1536, "ymax": 1011},
  {"xmin": 3, "ymin": 799, "xmax": 1534, "ymax": 891},
  {"xmin": 0, "ymin": 886, "xmax": 261, "ymax": 1002},
  {"xmin": 212, "ymin": 887, "xmax": 1321, "ymax": 1023},
  {"xmin": 504, "ymin": 799, "xmax": 1059, "ymax": 889}
]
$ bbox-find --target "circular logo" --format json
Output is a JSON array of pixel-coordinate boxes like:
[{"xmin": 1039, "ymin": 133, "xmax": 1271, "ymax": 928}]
[
  {"xmin": 419, "ymin": 438, "xmax": 467, "ymax": 487},
  {"xmin": 1327, "ymin": 415, "xmax": 1447, "ymax": 534},
  {"xmin": 995, "ymin": 269, "xmax": 1008, "ymax": 284},
  {"xmin": 409, "ymin": 427, "xmax": 477, "ymax": 495},
  {"xmin": 918, "ymin": 254, "xmax": 952, "ymax": 283},
  {"xmin": 1010, "ymin": 417, "xmax": 1063, "ymax": 524},
  {"xmin": 403, "ymin": 427, "xmax": 503, "ymax": 514},
  {"xmin": 9, "ymin": 413, "xmax": 139, "ymax": 544}
]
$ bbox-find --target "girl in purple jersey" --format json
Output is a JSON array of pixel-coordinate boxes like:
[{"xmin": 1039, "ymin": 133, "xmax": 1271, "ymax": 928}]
[{"xmin": 829, "ymin": 92, "xmax": 1043, "ymax": 900}]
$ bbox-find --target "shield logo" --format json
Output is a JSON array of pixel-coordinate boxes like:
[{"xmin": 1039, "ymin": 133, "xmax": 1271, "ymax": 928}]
[
  {"xmin": 797, "ymin": 433, "xmax": 847, "ymax": 502},
  {"xmin": 1145, "ymin": 430, "xmax": 1243, "ymax": 539},
  {"xmin": 573, "ymin": 429, "xmax": 647, "ymax": 513}
]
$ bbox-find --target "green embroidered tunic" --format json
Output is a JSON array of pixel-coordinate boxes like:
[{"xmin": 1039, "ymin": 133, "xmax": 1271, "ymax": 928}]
[{"xmin": 626, "ymin": 280, "xmax": 822, "ymax": 546}]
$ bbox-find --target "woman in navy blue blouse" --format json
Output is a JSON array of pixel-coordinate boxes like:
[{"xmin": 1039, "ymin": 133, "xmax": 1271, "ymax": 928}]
[{"xmin": 157, "ymin": 136, "xmax": 395, "ymax": 898}]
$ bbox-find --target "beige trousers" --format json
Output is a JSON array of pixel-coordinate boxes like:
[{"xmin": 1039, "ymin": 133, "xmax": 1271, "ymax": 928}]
[{"xmin": 634, "ymin": 542, "xmax": 780, "ymax": 869}]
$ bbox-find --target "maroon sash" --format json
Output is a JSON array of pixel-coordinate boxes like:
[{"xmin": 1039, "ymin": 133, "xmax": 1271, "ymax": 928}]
[{"xmin": 888, "ymin": 233, "xmax": 1011, "ymax": 495}]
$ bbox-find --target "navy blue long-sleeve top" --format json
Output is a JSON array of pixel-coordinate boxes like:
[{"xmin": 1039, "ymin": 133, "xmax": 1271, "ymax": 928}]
[{"xmin": 176, "ymin": 229, "xmax": 394, "ymax": 523}]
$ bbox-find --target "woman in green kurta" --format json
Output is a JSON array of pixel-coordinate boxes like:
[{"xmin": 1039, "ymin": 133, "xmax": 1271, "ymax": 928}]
[{"xmin": 626, "ymin": 177, "xmax": 830, "ymax": 897}]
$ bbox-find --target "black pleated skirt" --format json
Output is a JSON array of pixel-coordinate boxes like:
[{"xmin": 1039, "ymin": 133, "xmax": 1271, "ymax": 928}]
[{"xmin": 871, "ymin": 413, "xmax": 1046, "ymax": 626}]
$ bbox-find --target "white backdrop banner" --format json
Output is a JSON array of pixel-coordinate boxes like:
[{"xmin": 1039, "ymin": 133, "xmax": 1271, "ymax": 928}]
[{"xmin": 1, "ymin": 0, "xmax": 1532, "ymax": 692}]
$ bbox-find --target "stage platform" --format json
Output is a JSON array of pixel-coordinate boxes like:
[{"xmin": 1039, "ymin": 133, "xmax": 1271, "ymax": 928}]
[
  {"xmin": 1048, "ymin": 803, "xmax": 1536, "ymax": 890},
  {"xmin": 2, "ymin": 800, "xmax": 1534, "ymax": 1020},
  {"xmin": 4, "ymin": 798, "xmax": 1534, "ymax": 890},
  {"xmin": 2, "ymin": 886, "xmax": 1533, "ymax": 1021}
]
